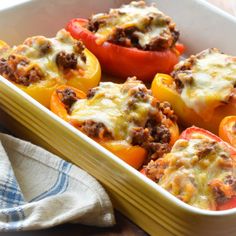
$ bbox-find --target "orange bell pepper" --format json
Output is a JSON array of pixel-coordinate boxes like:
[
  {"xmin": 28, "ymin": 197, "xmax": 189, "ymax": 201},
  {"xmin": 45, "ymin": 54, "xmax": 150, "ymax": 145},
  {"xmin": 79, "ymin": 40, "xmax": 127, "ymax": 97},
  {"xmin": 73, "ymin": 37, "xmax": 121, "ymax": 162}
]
[
  {"xmin": 99, "ymin": 140, "xmax": 147, "ymax": 170},
  {"xmin": 219, "ymin": 116, "xmax": 236, "ymax": 148},
  {"xmin": 151, "ymin": 73, "xmax": 236, "ymax": 134},
  {"xmin": 50, "ymin": 84, "xmax": 87, "ymax": 122},
  {"xmin": 50, "ymin": 85, "xmax": 147, "ymax": 169}
]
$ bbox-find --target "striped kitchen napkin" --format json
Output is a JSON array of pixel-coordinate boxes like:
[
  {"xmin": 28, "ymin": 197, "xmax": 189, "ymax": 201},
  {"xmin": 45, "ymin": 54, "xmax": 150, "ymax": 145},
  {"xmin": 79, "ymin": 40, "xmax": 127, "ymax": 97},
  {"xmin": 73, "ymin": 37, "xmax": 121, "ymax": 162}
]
[{"xmin": 0, "ymin": 132, "xmax": 115, "ymax": 231}]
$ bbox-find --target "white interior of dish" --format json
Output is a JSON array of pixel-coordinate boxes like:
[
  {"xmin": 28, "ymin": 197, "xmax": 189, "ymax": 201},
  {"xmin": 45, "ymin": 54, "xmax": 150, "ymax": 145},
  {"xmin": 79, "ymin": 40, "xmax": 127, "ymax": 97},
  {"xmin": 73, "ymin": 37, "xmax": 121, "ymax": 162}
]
[
  {"xmin": 0, "ymin": 0, "xmax": 236, "ymax": 217},
  {"xmin": 0, "ymin": 0, "xmax": 236, "ymax": 55}
]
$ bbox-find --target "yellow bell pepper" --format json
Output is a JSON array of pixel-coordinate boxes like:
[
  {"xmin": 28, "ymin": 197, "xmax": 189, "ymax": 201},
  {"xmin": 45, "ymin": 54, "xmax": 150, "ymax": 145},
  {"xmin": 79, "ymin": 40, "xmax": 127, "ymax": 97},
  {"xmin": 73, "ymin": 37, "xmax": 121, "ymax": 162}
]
[
  {"xmin": 151, "ymin": 73, "xmax": 236, "ymax": 134},
  {"xmin": 0, "ymin": 31, "xmax": 101, "ymax": 108}
]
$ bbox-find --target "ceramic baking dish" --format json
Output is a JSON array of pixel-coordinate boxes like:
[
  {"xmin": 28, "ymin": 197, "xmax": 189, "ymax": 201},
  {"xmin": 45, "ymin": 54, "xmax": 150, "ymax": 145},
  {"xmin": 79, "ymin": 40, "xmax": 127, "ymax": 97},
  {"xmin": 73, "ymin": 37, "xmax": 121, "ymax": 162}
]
[{"xmin": 1, "ymin": 0, "xmax": 236, "ymax": 235}]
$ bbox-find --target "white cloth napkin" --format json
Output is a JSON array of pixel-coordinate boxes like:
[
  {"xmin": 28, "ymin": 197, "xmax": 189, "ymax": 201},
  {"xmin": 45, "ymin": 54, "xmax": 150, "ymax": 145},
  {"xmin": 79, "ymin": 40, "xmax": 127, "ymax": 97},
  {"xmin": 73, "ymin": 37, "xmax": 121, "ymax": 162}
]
[{"xmin": 0, "ymin": 132, "xmax": 115, "ymax": 231}]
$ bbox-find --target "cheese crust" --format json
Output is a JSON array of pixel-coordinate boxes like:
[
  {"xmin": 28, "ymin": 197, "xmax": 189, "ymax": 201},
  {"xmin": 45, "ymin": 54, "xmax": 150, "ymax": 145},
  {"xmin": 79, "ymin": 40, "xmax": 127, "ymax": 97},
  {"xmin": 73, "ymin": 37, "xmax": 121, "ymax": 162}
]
[
  {"xmin": 146, "ymin": 133, "xmax": 236, "ymax": 210},
  {"xmin": 67, "ymin": 77, "xmax": 177, "ymax": 161},
  {"xmin": 172, "ymin": 48, "xmax": 236, "ymax": 121},
  {"xmin": 0, "ymin": 29, "xmax": 86, "ymax": 86},
  {"xmin": 88, "ymin": 1, "xmax": 179, "ymax": 51}
]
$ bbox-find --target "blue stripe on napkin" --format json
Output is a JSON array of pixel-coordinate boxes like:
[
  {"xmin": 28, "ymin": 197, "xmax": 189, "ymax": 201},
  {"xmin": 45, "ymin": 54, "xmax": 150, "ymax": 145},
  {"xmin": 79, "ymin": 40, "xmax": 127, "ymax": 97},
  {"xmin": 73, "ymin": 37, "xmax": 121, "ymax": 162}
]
[
  {"xmin": 0, "ymin": 168, "xmax": 25, "ymax": 208},
  {"xmin": 0, "ymin": 159, "xmax": 72, "ymax": 231},
  {"xmin": 30, "ymin": 160, "xmax": 72, "ymax": 202},
  {"xmin": 0, "ymin": 163, "xmax": 25, "ymax": 231},
  {"xmin": 2, "ymin": 207, "xmax": 25, "ymax": 231}
]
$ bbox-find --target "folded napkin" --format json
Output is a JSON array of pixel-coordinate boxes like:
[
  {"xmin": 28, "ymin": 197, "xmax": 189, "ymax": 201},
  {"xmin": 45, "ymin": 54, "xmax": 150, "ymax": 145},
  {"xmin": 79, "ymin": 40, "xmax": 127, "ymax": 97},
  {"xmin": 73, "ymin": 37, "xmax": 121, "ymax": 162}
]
[{"xmin": 0, "ymin": 133, "xmax": 115, "ymax": 231}]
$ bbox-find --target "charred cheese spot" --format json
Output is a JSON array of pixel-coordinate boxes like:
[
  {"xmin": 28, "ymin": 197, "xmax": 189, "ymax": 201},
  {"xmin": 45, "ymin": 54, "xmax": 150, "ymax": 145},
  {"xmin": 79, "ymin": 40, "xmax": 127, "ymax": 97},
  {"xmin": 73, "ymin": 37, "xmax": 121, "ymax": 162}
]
[
  {"xmin": 172, "ymin": 48, "xmax": 236, "ymax": 121},
  {"xmin": 88, "ymin": 1, "xmax": 179, "ymax": 50}
]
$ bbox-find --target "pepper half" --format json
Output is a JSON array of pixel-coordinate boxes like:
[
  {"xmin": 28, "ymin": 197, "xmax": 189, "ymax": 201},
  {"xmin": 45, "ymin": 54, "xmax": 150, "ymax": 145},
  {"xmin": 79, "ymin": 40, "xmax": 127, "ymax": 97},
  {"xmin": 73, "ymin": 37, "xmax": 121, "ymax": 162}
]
[
  {"xmin": 66, "ymin": 7, "xmax": 184, "ymax": 81},
  {"xmin": 142, "ymin": 126, "xmax": 236, "ymax": 211},
  {"xmin": 50, "ymin": 84, "xmax": 147, "ymax": 169},
  {"xmin": 50, "ymin": 79, "xmax": 179, "ymax": 169},
  {"xmin": 151, "ymin": 73, "xmax": 236, "ymax": 134},
  {"xmin": 0, "ymin": 29, "xmax": 101, "ymax": 108}
]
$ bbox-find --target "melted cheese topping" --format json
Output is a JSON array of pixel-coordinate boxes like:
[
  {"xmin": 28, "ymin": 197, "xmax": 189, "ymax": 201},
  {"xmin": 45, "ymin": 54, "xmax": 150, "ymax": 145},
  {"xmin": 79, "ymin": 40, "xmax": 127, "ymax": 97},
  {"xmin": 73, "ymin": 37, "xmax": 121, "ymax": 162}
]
[
  {"xmin": 91, "ymin": 1, "xmax": 173, "ymax": 48},
  {"xmin": 70, "ymin": 79, "xmax": 153, "ymax": 141},
  {"xmin": 11, "ymin": 29, "xmax": 86, "ymax": 86},
  {"xmin": 180, "ymin": 50, "xmax": 236, "ymax": 121},
  {"xmin": 158, "ymin": 133, "xmax": 234, "ymax": 210}
]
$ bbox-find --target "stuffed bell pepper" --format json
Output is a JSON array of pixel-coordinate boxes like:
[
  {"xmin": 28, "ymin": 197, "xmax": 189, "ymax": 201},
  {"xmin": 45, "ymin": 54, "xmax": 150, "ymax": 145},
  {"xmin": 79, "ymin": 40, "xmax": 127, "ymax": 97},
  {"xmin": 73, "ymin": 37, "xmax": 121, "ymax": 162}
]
[
  {"xmin": 151, "ymin": 48, "xmax": 236, "ymax": 134},
  {"xmin": 0, "ymin": 29, "xmax": 101, "ymax": 107},
  {"xmin": 142, "ymin": 126, "xmax": 236, "ymax": 211},
  {"xmin": 66, "ymin": 1, "xmax": 184, "ymax": 81},
  {"xmin": 50, "ymin": 77, "xmax": 179, "ymax": 169}
]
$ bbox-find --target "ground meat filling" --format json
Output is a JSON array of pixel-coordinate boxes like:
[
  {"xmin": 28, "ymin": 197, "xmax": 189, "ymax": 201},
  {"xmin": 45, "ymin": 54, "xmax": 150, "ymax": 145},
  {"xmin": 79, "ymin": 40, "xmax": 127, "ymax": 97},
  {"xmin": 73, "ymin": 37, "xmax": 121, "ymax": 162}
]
[
  {"xmin": 171, "ymin": 55, "xmax": 196, "ymax": 93},
  {"xmin": 143, "ymin": 158, "xmax": 168, "ymax": 182},
  {"xmin": 88, "ymin": 1, "xmax": 179, "ymax": 51},
  {"xmin": 146, "ymin": 28, "xmax": 179, "ymax": 51},
  {"xmin": 56, "ymin": 88, "xmax": 78, "ymax": 113},
  {"xmin": 87, "ymin": 18, "xmax": 104, "ymax": 34},
  {"xmin": 208, "ymin": 172, "xmax": 236, "ymax": 205},
  {"xmin": 20, "ymin": 67, "xmax": 43, "ymax": 86},
  {"xmin": 130, "ymin": 99, "xmax": 175, "ymax": 162},
  {"xmin": 86, "ymin": 87, "xmax": 98, "ymax": 99},
  {"xmin": 74, "ymin": 41, "xmax": 87, "ymax": 63},
  {"xmin": 0, "ymin": 55, "xmax": 44, "ymax": 86},
  {"xmin": 107, "ymin": 27, "xmax": 133, "ymax": 48},
  {"xmin": 195, "ymin": 141, "xmax": 217, "ymax": 159},
  {"xmin": 56, "ymin": 51, "xmax": 78, "ymax": 70},
  {"xmin": 131, "ymin": 122, "xmax": 171, "ymax": 162},
  {"xmin": 158, "ymin": 101, "xmax": 177, "ymax": 122},
  {"xmin": 209, "ymin": 176, "xmax": 236, "ymax": 205},
  {"xmin": 89, "ymin": 18, "xmax": 179, "ymax": 51},
  {"xmin": 121, "ymin": 80, "xmax": 175, "ymax": 161},
  {"xmin": 80, "ymin": 120, "xmax": 112, "ymax": 139},
  {"xmin": 127, "ymin": 87, "xmax": 150, "ymax": 110}
]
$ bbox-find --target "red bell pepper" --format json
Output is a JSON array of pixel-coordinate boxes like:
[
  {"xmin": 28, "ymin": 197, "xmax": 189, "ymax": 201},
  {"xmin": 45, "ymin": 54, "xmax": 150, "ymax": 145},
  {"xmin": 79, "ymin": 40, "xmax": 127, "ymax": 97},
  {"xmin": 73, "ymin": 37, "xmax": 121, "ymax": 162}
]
[
  {"xmin": 142, "ymin": 126, "xmax": 236, "ymax": 211},
  {"xmin": 177, "ymin": 127, "xmax": 236, "ymax": 210},
  {"xmin": 66, "ymin": 18, "xmax": 184, "ymax": 82}
]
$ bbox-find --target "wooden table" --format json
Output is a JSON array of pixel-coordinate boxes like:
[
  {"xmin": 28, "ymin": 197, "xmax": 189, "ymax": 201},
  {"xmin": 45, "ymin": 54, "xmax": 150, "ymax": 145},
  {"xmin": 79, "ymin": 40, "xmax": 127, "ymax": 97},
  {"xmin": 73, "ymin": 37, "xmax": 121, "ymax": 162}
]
[
  {"xmin": 1, "ymin": 211, "xmax": 148, "ymax": 236},
  {"xmin": 2, "ymin": 1, "xmax": 235, "ymax": 236}
]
